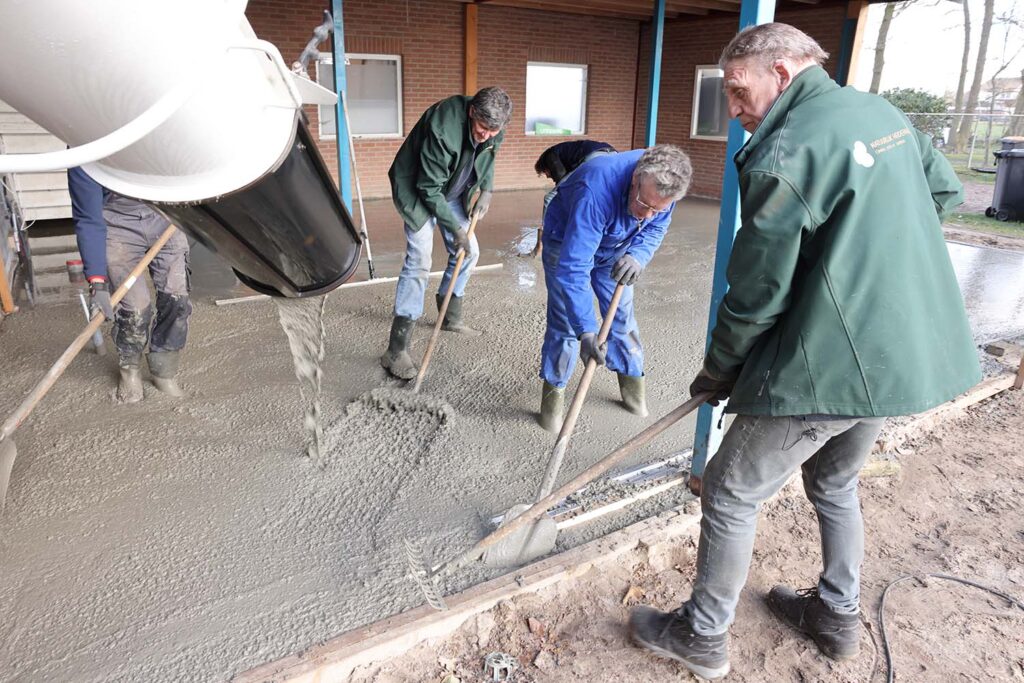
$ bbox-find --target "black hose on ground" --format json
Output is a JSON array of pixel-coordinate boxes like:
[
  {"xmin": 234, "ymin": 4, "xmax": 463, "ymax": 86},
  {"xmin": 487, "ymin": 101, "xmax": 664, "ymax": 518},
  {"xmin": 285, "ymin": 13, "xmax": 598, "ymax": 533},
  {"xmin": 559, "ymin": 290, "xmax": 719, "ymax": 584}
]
[{"xmin": 878, "ymin": 573, "xmax": 1024, "ymax": 683}]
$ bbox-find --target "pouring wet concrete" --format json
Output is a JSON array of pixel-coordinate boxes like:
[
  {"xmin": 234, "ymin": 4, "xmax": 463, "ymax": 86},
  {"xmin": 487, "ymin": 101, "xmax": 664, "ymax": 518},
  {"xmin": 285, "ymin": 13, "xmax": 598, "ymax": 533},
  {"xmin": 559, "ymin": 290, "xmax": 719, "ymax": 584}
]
[{"xmin": 1, "ymin": 191, "xmax": 1022, "ymax": 681}]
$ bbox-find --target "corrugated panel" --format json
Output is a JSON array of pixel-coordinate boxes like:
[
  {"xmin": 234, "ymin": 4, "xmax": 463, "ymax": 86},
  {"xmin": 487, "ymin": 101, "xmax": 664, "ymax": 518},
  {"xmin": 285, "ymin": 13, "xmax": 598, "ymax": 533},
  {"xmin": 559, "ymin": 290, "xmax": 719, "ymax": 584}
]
[
  {"xmin": 0, "ymin": 133, "xmax": 66, "ymax": 154},
  {"xmin": 0, "ymin": 99, "xmax": 72, "ymax": 221}
]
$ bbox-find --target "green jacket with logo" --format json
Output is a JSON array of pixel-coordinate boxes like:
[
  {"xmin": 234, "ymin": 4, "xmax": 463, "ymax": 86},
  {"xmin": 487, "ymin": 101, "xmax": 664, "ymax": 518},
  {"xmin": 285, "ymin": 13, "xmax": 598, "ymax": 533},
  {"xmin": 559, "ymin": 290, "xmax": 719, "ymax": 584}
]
[
  {"xmin": 388, "ymin": 95, "xmax": 503, "ymax": 234},
  {"xmin": 708, "ymin": 66, "xmax": 980, "ymax": 417}
]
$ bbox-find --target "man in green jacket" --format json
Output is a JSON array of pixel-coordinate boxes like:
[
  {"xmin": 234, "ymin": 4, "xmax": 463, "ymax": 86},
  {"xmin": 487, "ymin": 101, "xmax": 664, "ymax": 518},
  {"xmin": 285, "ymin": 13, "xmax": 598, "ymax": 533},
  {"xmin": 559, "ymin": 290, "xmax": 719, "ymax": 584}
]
[
  {"xmin": 630, "ymin": 23, "xmax": 980, "ymax": 679},
  {"xmin": 381, "ymin": 86, "xmax": 512, "ymax": 379}
]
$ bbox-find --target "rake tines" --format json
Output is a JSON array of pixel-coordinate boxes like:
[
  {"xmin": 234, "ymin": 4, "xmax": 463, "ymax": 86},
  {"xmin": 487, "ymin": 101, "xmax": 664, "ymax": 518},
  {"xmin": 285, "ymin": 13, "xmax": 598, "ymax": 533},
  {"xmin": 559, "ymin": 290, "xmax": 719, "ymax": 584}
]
[{"xmin": 404, "ymin": 538, "xmax": 448, "ymax": 611}]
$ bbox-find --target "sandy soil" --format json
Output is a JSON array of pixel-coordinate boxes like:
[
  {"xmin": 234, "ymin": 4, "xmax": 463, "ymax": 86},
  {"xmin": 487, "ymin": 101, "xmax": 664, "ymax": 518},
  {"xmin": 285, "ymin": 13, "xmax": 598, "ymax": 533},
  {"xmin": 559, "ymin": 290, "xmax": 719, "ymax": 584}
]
[{"xmin": 348, "ymin": 388, "xmax": 1024, "ymax": 683}]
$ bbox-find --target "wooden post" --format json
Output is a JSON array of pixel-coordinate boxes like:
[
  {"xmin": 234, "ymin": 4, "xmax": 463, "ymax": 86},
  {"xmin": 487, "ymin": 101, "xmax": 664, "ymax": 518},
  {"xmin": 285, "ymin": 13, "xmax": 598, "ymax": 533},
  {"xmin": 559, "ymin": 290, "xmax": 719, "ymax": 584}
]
[
  {"xmin": 0, "ymin": 255, "xmax": 16, "ymax": 315},
  {"xmin": 465, "ymin": 3, "xmax": 478, "ymax": 95},
  {"xmin": 836, "ymin": 1, "xmax": 869, "ymax": 86},
  {"xmin": 1015, "ymin": 355, "xmax": 1024, "ymax": 390}
]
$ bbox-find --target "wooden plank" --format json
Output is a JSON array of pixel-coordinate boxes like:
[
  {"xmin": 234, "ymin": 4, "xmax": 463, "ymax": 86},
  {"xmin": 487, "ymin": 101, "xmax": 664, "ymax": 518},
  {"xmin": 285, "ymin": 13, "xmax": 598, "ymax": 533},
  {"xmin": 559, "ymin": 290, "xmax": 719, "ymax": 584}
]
[
  {"xmin": 0, "ymin": 250, "xmax": 16, "ymax": 315},
  {"xmin": 22, "ymin": 205, "xmax": 72, "ymax": 221},
  {"xmin": 1015, "ymin": 357, "xmax": 1024, "ymax": 391},
  {"xmin": 843, "ymin": 1, "xmax": 869, "ymax": 84},
  {"xmin": 233, "ymin": 506, "xmax": 703, "ymax": 683},
  {"xmin": 482, "ymin": 0, "xmax": 655, "ymax": 19},
  {"xmin": 669, "ymin": 0, "xmax": 739, "ymax": 12},
  {"xmin": 7, "ymin": 172, "xmax": 68, "ymax": 192},
  {"xmin": 15, "ymin": 189, "xmax": 71, "ymax": 210},
  {"xmin": 0, "ymin": 133, "xmax": 66, "ymax": 154},
  {"xmin": 465, "ymin": 4, "xmax": 478, "ymax": 95}
]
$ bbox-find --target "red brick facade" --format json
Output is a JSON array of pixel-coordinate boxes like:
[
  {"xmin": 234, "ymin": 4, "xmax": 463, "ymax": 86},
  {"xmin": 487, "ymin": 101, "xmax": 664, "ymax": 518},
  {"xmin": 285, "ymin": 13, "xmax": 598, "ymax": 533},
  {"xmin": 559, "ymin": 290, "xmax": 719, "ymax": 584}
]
[{"xmin": 245, "ymin": 0, "xmax": 847, "ymax": 201}]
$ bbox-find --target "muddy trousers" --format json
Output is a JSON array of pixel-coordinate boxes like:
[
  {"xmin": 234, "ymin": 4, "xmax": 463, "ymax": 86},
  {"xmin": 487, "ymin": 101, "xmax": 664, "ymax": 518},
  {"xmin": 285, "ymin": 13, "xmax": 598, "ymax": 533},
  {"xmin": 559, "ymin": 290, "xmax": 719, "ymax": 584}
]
[
  {"xmin": 105, "ymin": 211, "xmax": 192, "ymax": 361},
  {"xmin": 539, "ymin": 238, "xmax": 643, "ymax": 388},
  {"xmin": 393, "ymin": 197, "xmax": 479, "ymax": 321},
  {"xmin": 680, "ymin": 415, "xmax": 885, "ymax": 635}
]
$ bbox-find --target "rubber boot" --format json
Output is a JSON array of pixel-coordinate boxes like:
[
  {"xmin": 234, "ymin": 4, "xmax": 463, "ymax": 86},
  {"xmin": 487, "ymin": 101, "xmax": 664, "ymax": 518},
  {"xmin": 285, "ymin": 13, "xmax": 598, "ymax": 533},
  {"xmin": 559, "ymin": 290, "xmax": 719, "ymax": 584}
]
[
  {"xmin": 436, "ymin": 294, "xmax": 482, "ymax": 336},
  {"xmin": 148, "ymin": 351, "xmax": 184, "ymax": 397},
  {"xmin": 618, "ymin": 373, "xmax": 649, "ymax": 417},
  {"xmin": 380, "ymin": 316, "xmax": 418, "ymax": 380},
  {"xmin": 538, "ymin": 380, "xmax": 565, "ymax": 433},
  {"xmin": 116, "ymin": 356, "xmax": 144, "ymax": 404}
]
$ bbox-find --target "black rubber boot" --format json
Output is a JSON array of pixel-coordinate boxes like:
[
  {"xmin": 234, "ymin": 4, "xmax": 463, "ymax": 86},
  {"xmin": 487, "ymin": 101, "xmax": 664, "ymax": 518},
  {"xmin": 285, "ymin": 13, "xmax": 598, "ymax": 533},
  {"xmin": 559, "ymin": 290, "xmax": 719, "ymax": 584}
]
[
  {"xmin": 380, "ymin": 316, "xmax": 418, "ymax": 380},
  {"xmin": 767, "ymin": 585, "xmax": 861, "ymax": 660},
  {"xmin": 618, "ymin": 373, "xmax": 649, "ymax": 417},
  {"xmin": 538, "ymin": 380, "xmax": 565, "ymax": 433},
  {"xmin": 148, "ymin": 351, "xmax": 184, "ymax": 397},
  {"xmin": 116, "ymin": 355, "xmax": 144, "ymax": 404},
  {"xmin": 629, "ymin": 606, "xmax": 730, "ymax": 679},
  {"xmin": 436, "ymin": 293, "xmax": 482, "ymax": 336}
]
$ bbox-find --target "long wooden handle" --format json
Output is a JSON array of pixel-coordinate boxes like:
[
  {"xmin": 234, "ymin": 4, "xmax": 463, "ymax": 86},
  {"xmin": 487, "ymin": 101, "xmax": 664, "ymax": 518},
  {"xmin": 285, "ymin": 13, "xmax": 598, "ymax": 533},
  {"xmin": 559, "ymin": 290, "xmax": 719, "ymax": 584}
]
[
  {"xmin": 440, "ymin": 393, "xmax": 712, "ymax": 573},
  {"xmin": 411, "ymin": 210, "xmax": 482, "ymax": 394},
  {"xmin": 0, "ymin": 224, "xmax": 178, "ymax": 442},
  {"xmin": 536, "ymin": 283, "xmax": 625, "ymax": 499}
]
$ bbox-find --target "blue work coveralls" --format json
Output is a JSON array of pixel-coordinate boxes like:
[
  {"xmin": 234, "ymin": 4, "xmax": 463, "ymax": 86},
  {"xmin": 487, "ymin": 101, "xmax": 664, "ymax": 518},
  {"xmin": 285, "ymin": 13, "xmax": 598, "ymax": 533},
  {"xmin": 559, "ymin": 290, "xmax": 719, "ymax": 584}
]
[{"xmin": 539, "ymin": 150, "xmax": 675, "ymax": 388}]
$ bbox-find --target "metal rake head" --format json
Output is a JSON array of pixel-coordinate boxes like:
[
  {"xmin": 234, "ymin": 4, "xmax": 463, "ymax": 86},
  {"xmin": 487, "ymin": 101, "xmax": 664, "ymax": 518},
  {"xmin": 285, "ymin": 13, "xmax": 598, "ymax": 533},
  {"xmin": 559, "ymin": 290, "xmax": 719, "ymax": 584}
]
[{"xmin": 403, "ymin": 538, "xmax": 448, "ymax": 611}]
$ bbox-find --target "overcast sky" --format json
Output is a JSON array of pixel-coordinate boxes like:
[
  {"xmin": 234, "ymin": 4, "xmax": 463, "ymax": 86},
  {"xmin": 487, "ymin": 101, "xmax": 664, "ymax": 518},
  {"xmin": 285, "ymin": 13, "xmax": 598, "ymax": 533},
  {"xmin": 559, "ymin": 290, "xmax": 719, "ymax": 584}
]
[{"xmin": 851, "ymin": 0, "xmax": 1024, "ymax": 99}]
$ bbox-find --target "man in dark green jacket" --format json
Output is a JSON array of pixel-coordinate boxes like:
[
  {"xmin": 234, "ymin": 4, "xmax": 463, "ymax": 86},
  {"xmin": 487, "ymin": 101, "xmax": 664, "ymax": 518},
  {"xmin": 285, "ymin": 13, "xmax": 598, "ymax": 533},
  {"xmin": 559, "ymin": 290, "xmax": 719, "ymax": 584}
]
[
  {"xmin": 630, "ymin": 24, "xmax": 980, "ymax": 679},
  {"xmin": 380, "ymin": 87, "xmax": 512, "ymax": 379}
]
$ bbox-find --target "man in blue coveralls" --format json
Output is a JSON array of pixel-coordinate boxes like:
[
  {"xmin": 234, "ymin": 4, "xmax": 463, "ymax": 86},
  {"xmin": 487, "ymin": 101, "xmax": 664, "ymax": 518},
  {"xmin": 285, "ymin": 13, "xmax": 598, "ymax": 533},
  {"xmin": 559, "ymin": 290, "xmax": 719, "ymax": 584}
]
[{"xmin": 537, "ymin": 145, "xmax": 693, "ymax": 432}]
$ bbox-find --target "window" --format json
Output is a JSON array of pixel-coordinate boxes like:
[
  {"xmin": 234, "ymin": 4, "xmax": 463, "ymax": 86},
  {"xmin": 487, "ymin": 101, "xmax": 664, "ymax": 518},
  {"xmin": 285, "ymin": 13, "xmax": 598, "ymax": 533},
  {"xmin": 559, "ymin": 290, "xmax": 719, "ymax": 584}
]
[
  {"xmin": 315, "ymin": 54, "xmax": 403, "ymax": 139},
  {"xmin": 525, "ymin": 62, "xmax": 588, "ymax": 135},
  {"xmin": 691, "ymin": 66, "xmax": 729, "ymax": 141}
]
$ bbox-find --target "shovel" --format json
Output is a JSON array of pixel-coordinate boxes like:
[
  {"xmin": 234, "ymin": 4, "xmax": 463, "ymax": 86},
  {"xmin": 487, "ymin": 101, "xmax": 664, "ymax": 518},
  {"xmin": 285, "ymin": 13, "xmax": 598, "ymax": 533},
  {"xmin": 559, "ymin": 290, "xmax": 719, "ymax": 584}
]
[
  {"xmin": 481, "ymin": 282, "xmax": 625, "ymax": 567},
  {"xmin": 0, "ymin": 223, "xmax": 179, "ymax": 512},
  {"xmin": 411, "ymin": 206, "xmax": 483, "ymax": 394},
  {"xmin": 405, "ymin": 393, "xmax": 713, "ymax": 611}
]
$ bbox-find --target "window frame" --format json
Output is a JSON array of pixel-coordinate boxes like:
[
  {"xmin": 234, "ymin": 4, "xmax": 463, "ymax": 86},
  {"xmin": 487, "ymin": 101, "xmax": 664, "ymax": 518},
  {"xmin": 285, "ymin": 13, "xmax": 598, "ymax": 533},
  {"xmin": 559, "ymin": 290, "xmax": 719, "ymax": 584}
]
[
  {"xmin": 524, "ymin": 61, "xmax": 589, "ymax": 137},
  {"xmin": 315, "ymin": 53, "xmax": 404, "ymax": 141},
  {"xmin": 690, "ymin": 65, "xmax": 730, "ymax": 142}
]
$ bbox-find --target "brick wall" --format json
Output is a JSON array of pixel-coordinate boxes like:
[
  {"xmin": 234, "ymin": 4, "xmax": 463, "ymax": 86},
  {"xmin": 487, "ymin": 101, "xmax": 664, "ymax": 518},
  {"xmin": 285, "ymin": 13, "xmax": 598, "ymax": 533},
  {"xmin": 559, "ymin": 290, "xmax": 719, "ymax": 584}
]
[
  {"xmin": 633, "ymin": 5, "xmax": 848, "ymax": 198},
  {"xmin": 246, "ymin": 0, "xmax": 640, "ymax": 199},
  {"xmin": 246, "ymin": 1, "xmax": 847, "ymax": 201}
]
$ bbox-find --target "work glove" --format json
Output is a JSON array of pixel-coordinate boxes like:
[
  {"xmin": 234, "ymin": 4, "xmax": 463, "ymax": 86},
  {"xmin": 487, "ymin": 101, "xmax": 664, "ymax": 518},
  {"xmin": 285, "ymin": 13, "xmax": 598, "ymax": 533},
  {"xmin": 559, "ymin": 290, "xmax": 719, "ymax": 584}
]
[
  {"xmin": 612, "ymin": 254, "xmax": 643, "ymax": 286},
  {"xmin": 688, "ymin": 365, "xmax": 733, "ymax": 407},
  {"xmin": 88, "ymin": 279, "xmax": 114, "ymax": 319},
  {"xmin": 579, "ymin": 332, "xmax": 606, "ymax": 366},
  {"xmin": 450, "ymin": 227, "xmax": 472, "ymax": 255},
  {"xmin": 472, "ymin": 189, "xmax": 493, "ymax": 219}
]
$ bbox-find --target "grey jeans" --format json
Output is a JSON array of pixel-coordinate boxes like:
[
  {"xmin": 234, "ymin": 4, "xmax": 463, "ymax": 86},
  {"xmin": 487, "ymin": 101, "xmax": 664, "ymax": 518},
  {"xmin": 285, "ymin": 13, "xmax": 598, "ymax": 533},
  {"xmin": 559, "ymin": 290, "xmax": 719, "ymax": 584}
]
[
  {"xmin": 104, "ymin": 196, "xmax": 191, "ymax": 361},
  {"xmin": 682, "ymin": 414, "xmax": 885, "ymax": 635}
]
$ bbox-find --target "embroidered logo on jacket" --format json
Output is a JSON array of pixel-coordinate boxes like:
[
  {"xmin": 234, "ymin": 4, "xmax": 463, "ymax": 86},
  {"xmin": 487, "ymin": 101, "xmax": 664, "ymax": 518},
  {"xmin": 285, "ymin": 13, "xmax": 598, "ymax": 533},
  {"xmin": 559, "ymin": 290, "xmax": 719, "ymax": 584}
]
[{"xmin": 853, "ymin": 141, "xmax": 875, "ymax": 168}]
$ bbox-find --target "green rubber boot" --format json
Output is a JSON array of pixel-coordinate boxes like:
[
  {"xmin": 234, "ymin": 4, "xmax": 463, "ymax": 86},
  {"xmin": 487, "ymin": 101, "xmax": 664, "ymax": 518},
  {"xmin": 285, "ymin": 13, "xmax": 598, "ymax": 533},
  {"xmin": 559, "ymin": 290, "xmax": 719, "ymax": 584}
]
[
  {"xmin": 380, "ymin": 316, "xmax": 418, "ymax": 380},
  {"xmin": 618, "ymin": 373, "xmax": 648, "ymax": 417},
  {"xmin": 538, "ymin": 380, "xmax": 565, "ymax": 433},
  {"xmin": 436, "ymin": 293, "xmax": 482, "ymax": 336}
]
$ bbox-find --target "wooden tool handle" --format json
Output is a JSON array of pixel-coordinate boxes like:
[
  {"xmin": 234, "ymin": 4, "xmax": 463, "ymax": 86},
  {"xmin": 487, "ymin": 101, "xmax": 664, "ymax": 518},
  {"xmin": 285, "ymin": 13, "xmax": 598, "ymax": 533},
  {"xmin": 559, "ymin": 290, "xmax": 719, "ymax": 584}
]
[
  {"xmin": 536, "ymin": 283, "xmax": 625, "ymax": 499},
  {"xmin": 441, "ymin": 393, "xmax": 712, "ymax": 573},
  {"xmin": 411, "ymin": 210, "xmax": 482, "ymax": 394},
  {"xmin": 0, "ymin": 224, "xmax": 178, "ymax": 441}
]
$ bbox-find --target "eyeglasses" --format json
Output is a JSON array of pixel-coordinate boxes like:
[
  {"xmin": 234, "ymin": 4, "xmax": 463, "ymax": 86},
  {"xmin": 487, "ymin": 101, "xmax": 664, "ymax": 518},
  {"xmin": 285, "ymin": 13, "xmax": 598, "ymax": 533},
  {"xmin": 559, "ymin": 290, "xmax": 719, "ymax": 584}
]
[{"xmin": 634, "ymin": 189, "xmax": 670, "ymax": 215}]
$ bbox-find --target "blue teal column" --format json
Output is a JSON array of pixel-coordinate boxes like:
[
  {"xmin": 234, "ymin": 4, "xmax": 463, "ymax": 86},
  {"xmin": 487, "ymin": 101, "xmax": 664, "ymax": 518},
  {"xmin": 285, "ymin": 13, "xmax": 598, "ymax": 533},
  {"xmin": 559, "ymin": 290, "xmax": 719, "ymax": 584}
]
[
  {"xmin": 644, "ymin": 0, "xmax": 666, "ymax": 147},
  {"xmin": 690, "ymin": 0, "xmax": 777, "ymax": 484},
  {"xmin": 330, "ymin": 0, "xmax": 352, "ymax": 211}
]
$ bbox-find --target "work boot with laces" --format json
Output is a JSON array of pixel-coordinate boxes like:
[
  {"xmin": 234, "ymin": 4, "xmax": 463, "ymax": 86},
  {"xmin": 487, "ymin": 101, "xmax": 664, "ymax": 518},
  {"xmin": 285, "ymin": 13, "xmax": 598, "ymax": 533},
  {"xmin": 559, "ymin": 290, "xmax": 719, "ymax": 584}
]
[
  {"xmin": 629, "ymin": 606, "xmax": 730, "ymax": 679},
  {"xmin": 767, "ymin": 585, "xmax": 861, "ymax": 660}
]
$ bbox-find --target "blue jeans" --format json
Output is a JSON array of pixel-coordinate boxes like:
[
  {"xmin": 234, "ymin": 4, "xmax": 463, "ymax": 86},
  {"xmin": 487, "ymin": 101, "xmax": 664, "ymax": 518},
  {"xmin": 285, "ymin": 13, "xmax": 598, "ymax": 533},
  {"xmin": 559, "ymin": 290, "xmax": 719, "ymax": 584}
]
[
  {"xmin": 681, "ymin": 415, "xmax": 886, "ymax": 635},
  {"xmin": 393, "ymin": 197, "xmax": 479, "ymax": 320},
  {"xmin": 539, "ymin": 238, "xmax": 643, "ymax": 388}
]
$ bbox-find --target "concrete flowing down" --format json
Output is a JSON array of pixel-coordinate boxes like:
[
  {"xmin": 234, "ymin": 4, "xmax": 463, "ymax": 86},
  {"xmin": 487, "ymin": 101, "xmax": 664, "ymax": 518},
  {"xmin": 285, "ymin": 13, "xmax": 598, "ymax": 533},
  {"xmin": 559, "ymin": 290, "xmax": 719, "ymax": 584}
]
[
  {"xmin": 0, "ymin": 192, "xmax": 1021, "ymax": 681},
  {"xmin": 274, "ymin": 296, "xmax": 329, "ymax": 465}
]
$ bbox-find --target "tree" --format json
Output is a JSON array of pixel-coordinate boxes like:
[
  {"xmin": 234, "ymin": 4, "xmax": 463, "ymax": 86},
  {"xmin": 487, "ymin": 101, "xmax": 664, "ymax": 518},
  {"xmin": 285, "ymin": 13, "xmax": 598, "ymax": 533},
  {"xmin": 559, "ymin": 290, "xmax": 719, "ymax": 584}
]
[
  {"xmin": 870, "ymin": 3, "xmax": 899, "ymax": 93},
  {"xmin": 882, "ymin": 87, "xmax": 950, "ymax": 140},
  {"xmin": 948, "ymin": 0, "xmax": 971, "ymax": 152},
  {"xmin": 1008, "ymin": 68, "xmax": 1024, "ymax": 137},
  {"xmin": 954, "ymin": 0, "xmax": 995, "ymax": 152}
]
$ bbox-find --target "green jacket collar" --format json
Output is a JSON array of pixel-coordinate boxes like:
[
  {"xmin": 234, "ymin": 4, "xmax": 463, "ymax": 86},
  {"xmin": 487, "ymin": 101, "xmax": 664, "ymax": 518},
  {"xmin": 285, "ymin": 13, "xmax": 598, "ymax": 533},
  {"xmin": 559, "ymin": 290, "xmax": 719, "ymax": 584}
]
[{"xmin": 735, "ymin": 65, "xmax": 838, "ymax": 168}]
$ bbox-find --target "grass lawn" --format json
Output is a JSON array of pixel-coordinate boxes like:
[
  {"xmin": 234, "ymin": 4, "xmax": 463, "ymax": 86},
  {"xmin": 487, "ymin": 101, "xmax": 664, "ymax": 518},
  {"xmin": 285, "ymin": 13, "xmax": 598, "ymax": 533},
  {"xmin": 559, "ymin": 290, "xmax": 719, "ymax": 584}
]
[{"xmin": 946, "ymin": 210, "xmax": 1024, "ymax": 238}]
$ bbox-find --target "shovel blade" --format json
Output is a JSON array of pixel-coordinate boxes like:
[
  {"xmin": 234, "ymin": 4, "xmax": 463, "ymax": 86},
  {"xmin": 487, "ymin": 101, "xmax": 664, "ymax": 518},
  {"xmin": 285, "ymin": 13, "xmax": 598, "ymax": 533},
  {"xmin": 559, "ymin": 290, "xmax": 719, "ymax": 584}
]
[
  {"xmin": 0, "ymin": 438, "xmax": 16, "ymax": 513},
  {"xmin": 482, "ymin": 504, "xmax": 558, "ymax": 568}
]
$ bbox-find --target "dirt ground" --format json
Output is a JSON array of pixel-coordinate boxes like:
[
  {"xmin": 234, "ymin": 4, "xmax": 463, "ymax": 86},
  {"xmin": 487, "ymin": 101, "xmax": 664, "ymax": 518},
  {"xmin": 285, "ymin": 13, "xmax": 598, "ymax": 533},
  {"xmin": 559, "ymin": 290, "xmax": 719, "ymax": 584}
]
[{"xmin": 349, "ymin": 388, "xmax": 1024, "ymax": 683}]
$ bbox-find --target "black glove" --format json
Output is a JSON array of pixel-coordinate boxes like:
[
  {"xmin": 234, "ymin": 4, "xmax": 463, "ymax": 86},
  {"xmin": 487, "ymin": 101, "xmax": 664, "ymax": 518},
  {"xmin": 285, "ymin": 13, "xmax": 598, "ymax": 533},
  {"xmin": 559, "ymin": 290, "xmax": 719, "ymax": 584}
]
[
  {"xmin": 450, "ymin": 228, "xmax": 471, "ymax": 254},
  {"xmin": 579, "ymin": 332, "xmax": 606, "ymax": 366},
  {"xmin": 473, "ymin": 189, "xmax": 493, "ymax": 219},
  {"xmin": 612, "ymin": 254, "xmax": 643, "ymax": 285},
  {"xmin": 88, "ymin": 279, "xmax": 114, "ymax": 319},
  {"xmin": 688, "ymin": 367, "xmax": 733, "ymax": 406}
]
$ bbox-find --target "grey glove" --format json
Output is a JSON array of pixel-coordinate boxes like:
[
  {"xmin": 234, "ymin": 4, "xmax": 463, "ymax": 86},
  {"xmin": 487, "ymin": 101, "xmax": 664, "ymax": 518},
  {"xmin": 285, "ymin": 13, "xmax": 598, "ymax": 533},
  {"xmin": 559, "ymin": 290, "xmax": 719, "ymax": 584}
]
[
  {"xmin": 473, "ymin": 189, "xmax": 493, "ymax": 219},
  {"xmin": 688, "ymin": 366, "xmax": 733, "ymax": 407},
  {"xmin": 450, "ymin": 228, "xmax": 471, "ymax": 255},
  {"xmin": 612, "ymin": 254, "xmax": 643, "ymax": 285},
  {"xmin": 88, "ymin": 279, "xmax": 113, "ymax": 319},
  {"xmin": 579, "ymin": 332, "xmax": 607, "ymax": 366}
]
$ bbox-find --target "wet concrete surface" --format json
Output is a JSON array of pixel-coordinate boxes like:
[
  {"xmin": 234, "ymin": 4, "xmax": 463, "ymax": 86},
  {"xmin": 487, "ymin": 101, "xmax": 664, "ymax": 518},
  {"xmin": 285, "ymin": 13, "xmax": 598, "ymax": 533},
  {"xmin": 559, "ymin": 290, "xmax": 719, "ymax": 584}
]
[{"xmin": 1, "ymin": 189, "xmax": 1022, "ymax": 682}]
